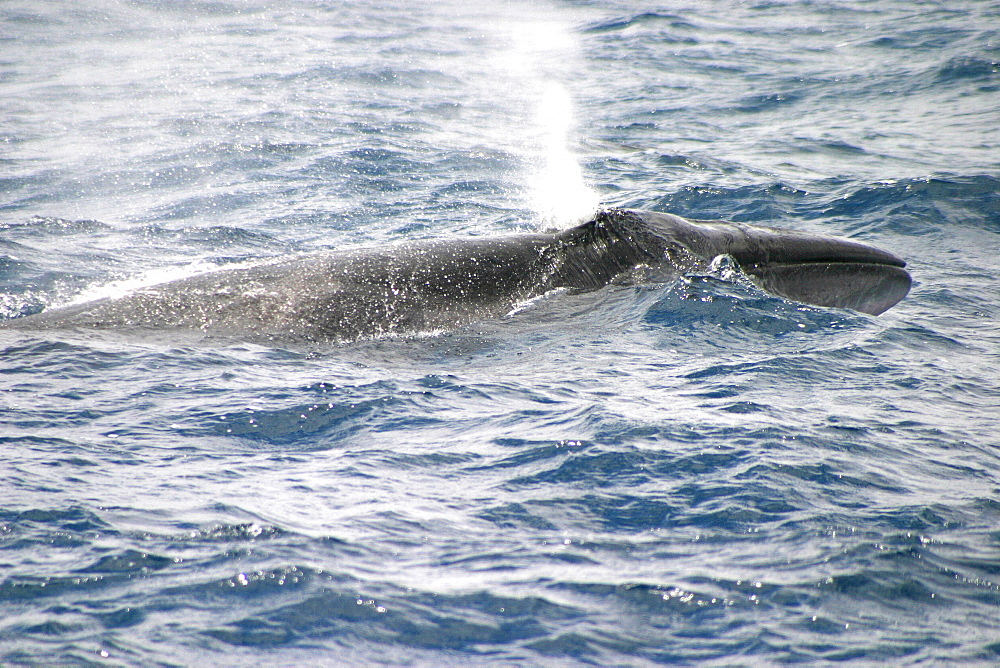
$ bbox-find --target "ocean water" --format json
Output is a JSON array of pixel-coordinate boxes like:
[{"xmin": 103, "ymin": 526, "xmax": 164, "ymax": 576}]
[{"xmin": 2, "ymin": 0, "xmax": 999, "ymax": 664}]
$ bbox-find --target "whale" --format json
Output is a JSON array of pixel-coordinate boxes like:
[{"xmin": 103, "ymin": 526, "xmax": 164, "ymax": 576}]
[{"xmin": 0, "ymin": 209, "xmax": 911, "ymax": 343}]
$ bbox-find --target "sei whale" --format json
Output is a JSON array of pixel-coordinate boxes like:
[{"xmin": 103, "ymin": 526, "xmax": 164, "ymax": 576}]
[{"xmin": 0, "ymin": 209, "xmax": 911, "ymax": 343}]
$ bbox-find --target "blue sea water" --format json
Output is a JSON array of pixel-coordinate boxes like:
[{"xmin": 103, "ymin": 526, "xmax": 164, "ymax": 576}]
[{"xmin": 2, "ymin": 0, "xmax": 1000, "ymax": 664}]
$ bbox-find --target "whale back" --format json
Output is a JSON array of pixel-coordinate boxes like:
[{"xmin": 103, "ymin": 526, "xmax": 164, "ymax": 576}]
[{"xmin": 1, "ymin": 236, "xmax": 559, "ymax": 342}]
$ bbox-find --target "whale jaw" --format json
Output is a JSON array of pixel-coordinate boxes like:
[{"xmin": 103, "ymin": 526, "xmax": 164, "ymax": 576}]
[{"xmin": 744, "ymin": 261, "xmax": 912, "ymax": 316}]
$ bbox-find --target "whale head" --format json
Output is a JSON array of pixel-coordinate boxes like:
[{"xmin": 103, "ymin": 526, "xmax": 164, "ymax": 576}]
[{"xmin": 628, "ymin": 210, "xmax": 912, "ymax": 316}]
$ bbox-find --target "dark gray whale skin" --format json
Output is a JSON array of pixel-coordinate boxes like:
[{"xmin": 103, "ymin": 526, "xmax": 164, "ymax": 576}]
[{"xmin": 0, "ymin": 209, "xmax": 911, "ymax": 343}]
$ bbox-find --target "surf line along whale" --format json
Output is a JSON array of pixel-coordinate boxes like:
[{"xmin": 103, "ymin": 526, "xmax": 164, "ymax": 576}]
[{"xmin": 0, "ymin": 209, "xmax": 911, "ymax": 343}]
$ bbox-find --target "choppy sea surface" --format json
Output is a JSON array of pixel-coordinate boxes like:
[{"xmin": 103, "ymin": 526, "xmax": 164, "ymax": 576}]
[{"xmin": 2, "ymin": 0, "xmax": 1000, "ymax": 664}]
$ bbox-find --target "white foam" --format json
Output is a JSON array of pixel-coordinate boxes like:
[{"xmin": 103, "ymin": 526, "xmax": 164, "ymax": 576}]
[{"xmin": 64, "ymin": 260, "xmax": 228, "ymax": 307}]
